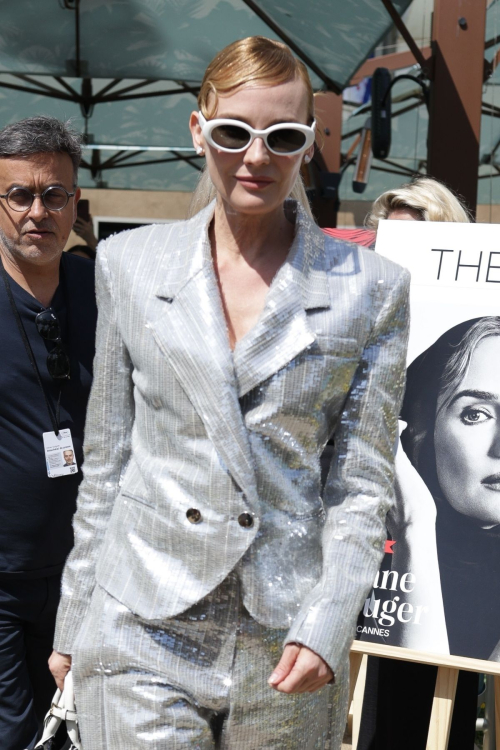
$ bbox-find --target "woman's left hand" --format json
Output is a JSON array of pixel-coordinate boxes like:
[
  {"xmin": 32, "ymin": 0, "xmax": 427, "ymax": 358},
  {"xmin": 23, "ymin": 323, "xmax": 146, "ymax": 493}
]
[
  {"xmin": 48, "ymin": 650, "xmax": 72, "ymax": 691},
  {"xmin": 268, "ymin": 643, "xmax": 333, "ymax": 693}
]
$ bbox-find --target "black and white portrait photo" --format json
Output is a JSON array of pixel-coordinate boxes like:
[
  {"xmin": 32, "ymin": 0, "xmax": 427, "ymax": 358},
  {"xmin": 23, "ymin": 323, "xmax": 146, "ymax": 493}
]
[{"xmin": 357, "ymin": 220, "xmax": 500, "ymax": 663}]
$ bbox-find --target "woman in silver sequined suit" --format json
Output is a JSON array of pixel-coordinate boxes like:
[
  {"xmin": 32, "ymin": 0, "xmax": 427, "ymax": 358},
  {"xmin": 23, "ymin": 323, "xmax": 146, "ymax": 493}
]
[{"xmin": 50, "ymin": 36, "xmax": 409, "ymax": 749}]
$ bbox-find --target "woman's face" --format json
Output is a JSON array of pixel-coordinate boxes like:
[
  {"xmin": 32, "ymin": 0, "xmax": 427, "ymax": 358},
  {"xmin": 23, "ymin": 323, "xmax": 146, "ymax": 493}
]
[
  {"xmin": 434, "ymin": 336, "xmax": 500, "ymax": 527},
  {"xmin": 189, "ymin": 79, "xmax": 314, "ymax": 216},
  {"xmin": 387, "ymin": 207, "xmax": 422, "ymax": 221}
]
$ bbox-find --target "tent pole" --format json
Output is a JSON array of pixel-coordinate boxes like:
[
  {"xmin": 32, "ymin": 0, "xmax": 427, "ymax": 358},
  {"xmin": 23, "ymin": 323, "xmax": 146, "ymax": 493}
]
[
  {"xmin": 309, "ymin": 91, "xmax": 343, "ymax": 227},
  {"xmin": 427, "ymin": 0, "xmax": 487, "ymax": 216}
]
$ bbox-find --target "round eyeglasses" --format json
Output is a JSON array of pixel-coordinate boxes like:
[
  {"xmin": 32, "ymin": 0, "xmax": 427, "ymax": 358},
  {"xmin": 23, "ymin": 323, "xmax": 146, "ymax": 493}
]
[
  {"xmin": 198, "ymin": 112, "xmax": 316, "ymax": 156},
  {"xmin": 0, "ymin": 185, "xmax": 75, "ymax": 212}
]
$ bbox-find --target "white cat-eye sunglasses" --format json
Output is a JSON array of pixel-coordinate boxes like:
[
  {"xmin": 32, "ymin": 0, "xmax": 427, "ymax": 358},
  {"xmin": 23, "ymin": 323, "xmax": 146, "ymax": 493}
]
[{"xmin": 198, "ymin": 112, "xmax": 316, "ymax": 156}]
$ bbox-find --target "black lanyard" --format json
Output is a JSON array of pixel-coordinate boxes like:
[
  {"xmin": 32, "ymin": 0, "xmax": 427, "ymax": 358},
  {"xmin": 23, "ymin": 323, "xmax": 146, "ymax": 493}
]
[{"xmin": 0, "ymin": 259, "xmax": 63, "ymax": 435}]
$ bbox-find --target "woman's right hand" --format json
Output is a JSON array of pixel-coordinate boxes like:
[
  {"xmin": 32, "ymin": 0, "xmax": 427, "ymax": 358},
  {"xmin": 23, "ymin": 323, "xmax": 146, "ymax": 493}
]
[{"xmin": 49, "ymin": 650, "xmax": 72, "ymax": 691}]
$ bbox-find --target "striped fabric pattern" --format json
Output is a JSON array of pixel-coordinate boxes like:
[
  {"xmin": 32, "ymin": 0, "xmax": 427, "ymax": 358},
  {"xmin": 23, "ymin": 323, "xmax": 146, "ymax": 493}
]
[{"xmin": 54, "ymin": 200, "xmax": 409, "ymax": 679}]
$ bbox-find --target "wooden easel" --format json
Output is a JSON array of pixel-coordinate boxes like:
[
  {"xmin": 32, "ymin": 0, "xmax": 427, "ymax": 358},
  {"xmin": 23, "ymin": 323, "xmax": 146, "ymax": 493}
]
[{"xmin": 348, "ymin": 641, "xmax": 500, "ymax": 749}]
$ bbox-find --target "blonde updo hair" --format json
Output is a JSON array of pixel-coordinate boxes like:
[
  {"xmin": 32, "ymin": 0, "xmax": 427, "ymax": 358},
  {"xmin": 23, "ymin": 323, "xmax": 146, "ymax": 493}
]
[
  {"xmin": 189, "ymin": 36, "xmax": 315, "ymax": 218},
  {"xmin": 365, "ymin": 177, "xmax": 472, "ymax": 229}
]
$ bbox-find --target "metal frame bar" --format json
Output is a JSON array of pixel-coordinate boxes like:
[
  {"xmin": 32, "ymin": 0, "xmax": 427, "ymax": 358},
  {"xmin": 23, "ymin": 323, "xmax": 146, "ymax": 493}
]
[
  {"xmin": 0, "ymin": 74, "xmax": 198, "ymax": 105},
  {"xmin": 80, "ymin": 153, "xmax": 203, "ymax": 173},
  {"xmin": 239, "ymin": 0, "xmax": 341, "ymax": 93},
  {"xmin": 484, "ymin": 134, "xmax": 500, "ymax": 163},
  {"xmin": 482, "ymin": 101, "xmax": 500, "ymax": 114},
  {"xmin": 485, "ymin": 35, "xmax": 500, "ymax": 50},
  {"xmin": 15, "ymin": 74, "xmax": 70, "ymax": 96},
  {"xmin": 96, "ymin": 79, "xmax": 155, "ymax": 98},
  {"xmin": 381, "ymin": 0, "xmax": 429, "ymax": 77},
  {"xmin": 97, "ymin": 155, "xmax": 202, "ymax": 170},
  {"xmin": 482, "ymin": 107, "xmax": 500, "ymax": 119},
  {"xmin": 95, "ymin": 87, "xmax": 195, "ymax": 103},
  {"xmin": 74, "ymin": 0, "xmax": 81, "ymax": 76},
  {"xmin": 82, "ymin": 145, "xmax": 196, "ymax": 152},
  {"xmin": 176, "ymin": 81, "xmax": 201, "ymax": 97},
  {"xmin": 95, "ymin": 150, "xmax": 199, "ymax": 172},
  {"xmin": 169, "ymin": 151, "xmax": 203, "ymax": 171},
  {"xmin": 379, "ymin": 0, "xmax": 432, "ymax": 75},
  {"xmin": 54, "ymin": 77, "xmax": 80, "ymax": 97},
  {"xmin": 342, "ymin": 99, "xmax": 422, "ymax": 140},
  {"xmin": 61, "ymin": 0, "xmax": 82, "ymax": 76},
  {"xmin": 98, "ymin": 150, "xmax": 146, "ymax": 170},
  {"xmin": 350, "ymin": 47, "xmax": 432, "ymax": 86},
  {"xmin": 372, "ymin": 164, "xmax": 425, "ymax": 177},
  {"xmin": 378, "ymin": 157, "xmax": 420, "ymax": 174},
  {"xmin": 346, "ymin": 84, "xmax": 425, "ymax": 117},
  {"xmin": 94, "ymin": 78, "xmax": 121, "ymax": 97},
  {"xmin": 0, "ymin": 78, "xmax": 74, "ymax": 101}
]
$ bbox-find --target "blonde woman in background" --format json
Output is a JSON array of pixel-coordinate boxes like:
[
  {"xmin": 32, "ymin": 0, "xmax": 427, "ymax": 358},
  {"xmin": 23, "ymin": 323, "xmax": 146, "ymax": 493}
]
[
  {"xmin": 358, "ymin": 176, "xmax": 478, "ymax": 750},
  {"xmin": 323, "ymin": 176, "xmax": 470, "ymax": 251},
  {"xmin": 48, "ymin": 36, "xmax": 410, "ymax": 750},
  {"xmin": 365, "ymin": 175, "xmax": 472, "ymax": 227}
]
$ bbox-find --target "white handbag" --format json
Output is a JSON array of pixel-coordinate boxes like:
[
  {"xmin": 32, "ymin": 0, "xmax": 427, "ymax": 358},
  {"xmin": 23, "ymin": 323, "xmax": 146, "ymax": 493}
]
[{"xmin": 34, "ymin": 670, "xmax": 82, "ymax": 750}]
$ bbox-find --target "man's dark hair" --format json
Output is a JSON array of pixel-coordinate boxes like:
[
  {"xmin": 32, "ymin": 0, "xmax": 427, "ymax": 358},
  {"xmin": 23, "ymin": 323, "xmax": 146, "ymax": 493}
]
[{"xmin": 0, "ymin": 116, "xmax": 82, "ymax": 184}]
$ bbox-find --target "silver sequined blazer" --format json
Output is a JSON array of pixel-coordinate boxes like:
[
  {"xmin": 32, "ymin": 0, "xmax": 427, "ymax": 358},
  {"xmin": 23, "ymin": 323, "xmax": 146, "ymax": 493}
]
[{"xmin": 54, "ymin": 201, "xmax": 409, "ymax": 674}]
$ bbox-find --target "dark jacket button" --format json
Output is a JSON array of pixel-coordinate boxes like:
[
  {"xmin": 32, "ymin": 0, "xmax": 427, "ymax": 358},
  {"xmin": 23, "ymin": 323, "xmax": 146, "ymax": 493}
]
[
  {"xmin": 186, "ymin": 508, "xmax": 202, "ymax": 524},
  {"xmin": 238, "ymin": 512, "xmax": 254, "ymax": 528}
]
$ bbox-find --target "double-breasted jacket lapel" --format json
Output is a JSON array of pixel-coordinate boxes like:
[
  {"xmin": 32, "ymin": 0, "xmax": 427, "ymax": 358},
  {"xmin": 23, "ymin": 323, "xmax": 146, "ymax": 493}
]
[
  {"xmin": 149, "ymin": 201, "xmax": 333, "ymax": 505},
  {"xmin": 150, "ymin": 204, "xmax": 259, "ymax": 508}
]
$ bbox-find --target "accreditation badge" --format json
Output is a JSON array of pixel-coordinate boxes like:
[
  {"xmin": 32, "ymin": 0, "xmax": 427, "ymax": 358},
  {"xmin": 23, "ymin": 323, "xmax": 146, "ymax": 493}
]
[{"xmin": 43, "ymin": 429, "xmax": 78, "ymax": 478}]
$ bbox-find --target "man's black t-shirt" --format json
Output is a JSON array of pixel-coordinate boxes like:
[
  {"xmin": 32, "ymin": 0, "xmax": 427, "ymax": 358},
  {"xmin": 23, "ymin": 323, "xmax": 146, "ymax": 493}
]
[{"xmin": 0, "ymin": 259, "xmax": 95, "ymax": 578}]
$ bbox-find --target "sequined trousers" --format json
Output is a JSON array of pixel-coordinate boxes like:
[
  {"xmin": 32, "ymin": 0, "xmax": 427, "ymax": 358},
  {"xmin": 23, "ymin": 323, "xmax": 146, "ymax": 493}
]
[{"xmin": 71, "ymin": 573, "xmax": 349, "ymax": 749}]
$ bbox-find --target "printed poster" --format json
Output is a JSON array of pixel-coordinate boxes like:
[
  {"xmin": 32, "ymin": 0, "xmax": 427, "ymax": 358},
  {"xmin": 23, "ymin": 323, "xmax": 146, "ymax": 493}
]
[{"xmin": 355, "ymin": 220, "xmax": 500, "ymax": 662}]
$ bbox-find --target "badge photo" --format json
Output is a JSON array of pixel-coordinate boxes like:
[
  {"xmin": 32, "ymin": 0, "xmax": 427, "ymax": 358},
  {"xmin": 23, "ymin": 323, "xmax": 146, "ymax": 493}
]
[{"xmin": 43, "ymin": 428, "xmax": 78, "ymax": 479}]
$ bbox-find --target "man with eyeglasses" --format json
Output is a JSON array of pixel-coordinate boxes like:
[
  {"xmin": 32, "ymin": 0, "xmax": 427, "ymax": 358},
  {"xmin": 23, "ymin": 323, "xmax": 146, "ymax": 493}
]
[
  {"xmin": 62, "ymin": 450, "xmax": 76, "ymax": 467},
  {"xmin": 0, "ymin": 116, "xmax": 97, "ymax": 750}
]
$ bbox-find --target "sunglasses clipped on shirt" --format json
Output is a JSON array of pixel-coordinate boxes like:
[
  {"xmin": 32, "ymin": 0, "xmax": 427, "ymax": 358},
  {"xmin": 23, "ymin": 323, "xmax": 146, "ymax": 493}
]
[
  {"xmin": 35, "ymin": 308, "xmax": 71, "ymax": 379},
  {"xmin": 198, "ymin": 112, "xmax": 316, "ymax": 156}
]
